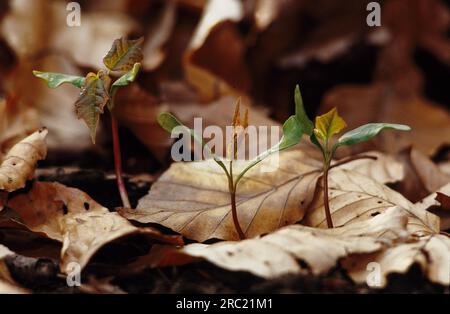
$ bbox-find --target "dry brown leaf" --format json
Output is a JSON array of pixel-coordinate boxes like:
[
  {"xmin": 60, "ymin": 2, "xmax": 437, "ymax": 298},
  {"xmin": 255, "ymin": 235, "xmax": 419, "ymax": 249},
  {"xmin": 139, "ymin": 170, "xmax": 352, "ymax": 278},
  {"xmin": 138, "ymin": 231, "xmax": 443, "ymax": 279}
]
[
  {"xmin": 414, "ymin": 183, "xmax": 450, "ymax": 231},
  {"xmin": 343, "ymin": 233, "xmax": 450, "ymax": 287},
  {"xmin": 141, "ymin": 0, "xmax": 177, "ymax": 71},
  {"xmin": 394, "ymin": 147, "xmax": 450, "ymax": 202},
  {"xmin": 0, "ymin": 96, "xmax": 40, "ymax": 153},
  {"xmin": 303, "ymin": 168, "xmax": 440, "ymax": 235},
  {"xmin": 320, "ymin": 84, "xmax": 450, "ymax": 156},
  {"xmin": 120, "ymin": 149, "xmax": 406, "ymax": 242},
  {"xmin": 6, "ymin": 182, "xmax": 183, "ymax": 272},
  {"xmin": 0, "ymin": 245, "xmax": 27, "ymax": 294},
  {"xmin": 0, "ymin": 128, "xmax": 47, "ymax": 193},
  {"xmin": 146, "ymin": 207, "xmax": 409, "ymax": 279},
  {"xmin": 184, "ymin": 0, "xmax": 251, "ymax": 101}
]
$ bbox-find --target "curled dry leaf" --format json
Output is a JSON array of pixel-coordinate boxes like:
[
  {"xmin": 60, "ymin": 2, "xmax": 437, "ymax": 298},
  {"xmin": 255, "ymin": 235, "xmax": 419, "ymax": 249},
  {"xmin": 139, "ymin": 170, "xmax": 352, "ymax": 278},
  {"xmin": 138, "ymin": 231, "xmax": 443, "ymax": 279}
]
[
  {"xmin": 5, "ymin": 182, "xmax": 183, "ymax": 272},
  {"xmin": 120, "ymin": 149, "xmax": 406, "ymax": 242},
  {"xmin": 0, "ymin": 128, "xmax": 47, "ymax": 193},
  {"xmin": 145, "ymin": 207, "xmax": 409, "ymax": 279},
  {"xmin": 395, "ymin": 147, "xmax": 450, "ymax": 202},
  {"xmin": 414, "ymin": 183, "xmax": 450, "ymax": 231},
  {"xmin": 303, "ymin": 168, "xmax": 440, "ymax": 235},
  {"xmin": 184, "ymin": 0, "xmax": 251, "ymax": 100},
  {"xmin": 342, "ymin": 233, "xmax": 450, "ymax": 287},
  {"xmin": 0, "ymin": 245, "xmax": 27, "ymax": 294}
]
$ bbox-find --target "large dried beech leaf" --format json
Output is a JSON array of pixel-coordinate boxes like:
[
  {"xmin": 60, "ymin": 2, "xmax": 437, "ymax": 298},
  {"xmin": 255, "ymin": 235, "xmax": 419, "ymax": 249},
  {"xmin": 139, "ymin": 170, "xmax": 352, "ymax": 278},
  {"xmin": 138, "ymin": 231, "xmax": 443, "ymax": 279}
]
[
  {"xmin": 147, "ymin": 207, "xmax": 409, "ymax": 279},
  {"xmin": 121, "ymin": 149, "xmax": 405, "ymax": 242},
  {"xmin": 0, "ymin": 129, "xmax": 47, "ymax": 193},
  {"xmin": 303, "ymin": 168, "xmax": 440, "ymax": 235},
  {"xmin": 6, "ymin": 182, "xmax": 183, "ymax": 272}
]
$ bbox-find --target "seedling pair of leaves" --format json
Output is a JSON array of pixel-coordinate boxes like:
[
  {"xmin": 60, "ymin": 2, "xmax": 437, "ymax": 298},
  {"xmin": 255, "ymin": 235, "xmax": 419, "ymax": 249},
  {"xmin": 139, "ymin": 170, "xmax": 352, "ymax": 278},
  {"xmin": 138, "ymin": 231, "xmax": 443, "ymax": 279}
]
[
  {"xmin": 33, "ymin": 37, "xmax": 144, "ymax": 208},
  {"xmin": 158, "ymin": 85, "xmax": 410, "ymax": 238}
]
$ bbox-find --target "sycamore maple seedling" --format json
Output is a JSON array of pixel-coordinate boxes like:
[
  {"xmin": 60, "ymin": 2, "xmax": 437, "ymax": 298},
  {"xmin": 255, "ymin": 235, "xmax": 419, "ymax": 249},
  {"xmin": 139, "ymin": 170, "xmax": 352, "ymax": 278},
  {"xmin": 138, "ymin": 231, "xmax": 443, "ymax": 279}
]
[
  {"xmin": 157, "ymin": 92, "xmax": 312, "ymax": 239},
  {"xmin": 302, "ymin": 91, "xmax": 411, "ymax": 228},
  {"xmin": 33, "ymin": 37, "xmax": 144, "ymax": 208}
]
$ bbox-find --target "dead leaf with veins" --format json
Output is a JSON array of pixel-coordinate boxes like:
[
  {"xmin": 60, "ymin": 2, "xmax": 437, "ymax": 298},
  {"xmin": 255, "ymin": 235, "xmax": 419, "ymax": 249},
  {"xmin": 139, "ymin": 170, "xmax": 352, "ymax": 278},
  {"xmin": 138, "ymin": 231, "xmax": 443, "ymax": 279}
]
[
  {"xmin": 120, "ymin": 149, "xmax": 408, "ymax": 242},
  {"xmin": 5, "ymin": 182, "xmax": 183, "ymax": 272},
  {"xmin": 137, "ymin": 207, "xmax": 410, "ymax": 279}
]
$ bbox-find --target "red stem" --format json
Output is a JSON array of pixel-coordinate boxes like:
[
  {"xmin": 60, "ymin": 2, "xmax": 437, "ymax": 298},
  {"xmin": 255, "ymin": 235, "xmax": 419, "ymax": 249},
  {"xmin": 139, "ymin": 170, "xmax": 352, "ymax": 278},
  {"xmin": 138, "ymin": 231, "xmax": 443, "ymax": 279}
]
[
  {"xmin": 111, "ymin": 114, "xmax": 131, "ymax": 208},
  {"xmin": 230, "ymin": 190, "xmax": 245, "ymax": 240},
  {"xmin": 323, "ymin": 165, "xmax": 333, "ymax": 228}
]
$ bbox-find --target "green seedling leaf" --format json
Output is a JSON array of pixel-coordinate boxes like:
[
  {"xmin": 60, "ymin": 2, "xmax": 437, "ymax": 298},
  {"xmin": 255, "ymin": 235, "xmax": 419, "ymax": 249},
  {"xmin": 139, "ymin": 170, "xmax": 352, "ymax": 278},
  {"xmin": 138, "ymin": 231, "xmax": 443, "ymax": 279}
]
[
  {"xmin": 314, "ymin": 107, "xmax": 347, "ymax": 141},
  {"xmin": 75, "ymin": 71, "xmax": 111, "ymax": 143},
  {"xmin": 157, "ymin": 112, "xmax": 229, "ymax": 173},
  {"xmin": 295, "ymin": 85, "xmax": 313, "ymax": 135},
  {"xmin": 33, "ymin": 71, "xmax": 85, "ymax": 89},
  {"xmin": 103, "ymin": 37, "xmax": 144, "ymax": 72},
  {"xmin": 112, "ymin": 63, "xmax": 141, "ymax": 88},
  {"xmin": 337, "ymin": 123, "xmax": 411, "ymax": 147}
]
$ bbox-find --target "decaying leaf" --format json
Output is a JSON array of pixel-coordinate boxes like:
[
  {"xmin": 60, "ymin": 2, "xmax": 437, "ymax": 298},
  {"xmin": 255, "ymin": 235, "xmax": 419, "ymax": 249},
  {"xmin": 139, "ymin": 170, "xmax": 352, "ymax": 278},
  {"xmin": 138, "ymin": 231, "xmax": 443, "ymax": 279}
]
[
  {"xmin": 414, "ymin": 183, "xmax": 450, "ymax": 231},
  {"xmin": 103, "ymin": 37, "xmax": 144, "ymax": 72},
  {"xmin": 303, "ymin": 168, "xmax": 440, "ymax": 235},
  {"xmin": 395, "ymin": 147, "xmax": 450, "ymax": 202},
  {"xmin": 0, "ymin": 128, "xmax": 47, "ymax": 193},
  {"xmin": 342, "ymin": 233, "xmax": 450, "ymax": 287},
  {"xmin": 75, "ymin": 72, "xmax": 110, "ymax": 143},
  {"xmin": 144, "ymin": 207, "xmax": 409, "ymax": 279},
  {"xmin": 120, "ymin": 149, "xmax": 407, "ymax": 242},
  {"xmin": 184, "ymin": 0, "xmax": 250, "ymax": 100},
  {"xmin": 0, "ymin": 245, "xmax": 27, "ymax": 294},
  {"xmin": 6, "ymin": 182, "xmax": 183, "ymax": 272}
]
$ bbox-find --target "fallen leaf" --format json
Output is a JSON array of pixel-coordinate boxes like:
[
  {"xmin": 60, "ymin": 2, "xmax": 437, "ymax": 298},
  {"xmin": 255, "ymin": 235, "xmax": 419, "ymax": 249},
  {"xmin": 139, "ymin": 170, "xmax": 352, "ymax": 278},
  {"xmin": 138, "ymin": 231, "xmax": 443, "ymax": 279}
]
[
  {"xmin": 0, "ymin": 245, "xmax": 27, "ymax": 293},
  {"xmin": 414, "ymin": 183, "xmax": 450, "ymax": 231},
  {"xmin": 141, "ymin": 0, "xmax": 177, "ymax": 71},
  {"xmin": 6, "ymin": 182, "xmax": 183, "ymax": 272},
  {"xmin": 146, "ymin": 207, "xmax": 409, "ymax": 279},
  {"xmin": 343, "ymin": 233, "xmax": 450, "ymax": 287},
  {"xmin": 120, "ymin": 149, "xmax": 407, "ymax": 241},
  {"xmin": 320, "ymin": 84, "xmax": 450, "ymax": 156},
  {"xmin": 395, "ymin": 147, "xmax": 450, "ymax": 202},
  {"xmin": 303, "ymin": 168, "xmax": 440, "ymax": 235},
  {"xmin": 184, "ymin": 0, "xmax": 251, "ymax": 101},
  {"xmin": 0, "ymin": 128, "xmax": 47, "ymax": 193}
]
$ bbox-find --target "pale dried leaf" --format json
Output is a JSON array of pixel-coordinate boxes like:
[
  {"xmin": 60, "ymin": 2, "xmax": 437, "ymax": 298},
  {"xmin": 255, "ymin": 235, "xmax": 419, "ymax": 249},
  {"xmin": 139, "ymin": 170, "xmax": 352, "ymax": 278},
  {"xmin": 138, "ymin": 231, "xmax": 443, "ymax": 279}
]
[
  {"xmin": 343, "ymin": 233, "xmax": 450, "ymax": 287},
  {"xmin": 303, "ymin": 168, "xmax": 440, "ymax": 235},
  {"xmin": 0, "ymin": 129, "xmax": 47, "ymax": 193},
  {"xmin": 150, "ymin": 208, "xmax": 409, "ymax": 279},
  {"xmin": 6, "ymin": 182, "xmax": 183, "ymax": 272}
]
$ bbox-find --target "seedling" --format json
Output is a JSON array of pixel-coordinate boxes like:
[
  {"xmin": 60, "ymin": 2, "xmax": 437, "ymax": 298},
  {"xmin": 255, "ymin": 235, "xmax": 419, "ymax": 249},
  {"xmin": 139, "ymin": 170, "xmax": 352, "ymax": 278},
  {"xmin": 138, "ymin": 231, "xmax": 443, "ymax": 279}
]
[
  {"xmin": 301, "ymin": 92, "xmax": 411, "ymax": 228},
  {"xmin": 157, "ymin": 92, "xmax": 312, "ymax": 240},
  {"xmin": 33, "ymin": 37, "xmax": 144, "ymax": 208}
]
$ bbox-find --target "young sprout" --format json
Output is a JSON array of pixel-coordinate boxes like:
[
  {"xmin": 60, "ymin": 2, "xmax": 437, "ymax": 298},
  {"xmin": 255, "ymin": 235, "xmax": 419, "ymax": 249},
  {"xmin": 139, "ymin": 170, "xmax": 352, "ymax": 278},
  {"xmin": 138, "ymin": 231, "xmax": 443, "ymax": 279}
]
[
  {"xmin": 305, "ymin": 101, "xmax": 411, "ymax": 228},
  {"xmin": 157, "ymin": 89, "xmax": 312, "ymax": 240},
  {"xmin": 33, "ymin": 37, "xmax": 144, "ymax": 208}
]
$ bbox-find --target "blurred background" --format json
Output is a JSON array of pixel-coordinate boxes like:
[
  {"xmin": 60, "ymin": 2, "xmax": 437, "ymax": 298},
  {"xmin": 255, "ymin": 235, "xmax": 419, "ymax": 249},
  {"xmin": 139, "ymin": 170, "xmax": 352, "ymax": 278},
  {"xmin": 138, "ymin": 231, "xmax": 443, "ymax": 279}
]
[{"xmin": 0, "ymin": 0, "xmax": 449, "ymax": 176}]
